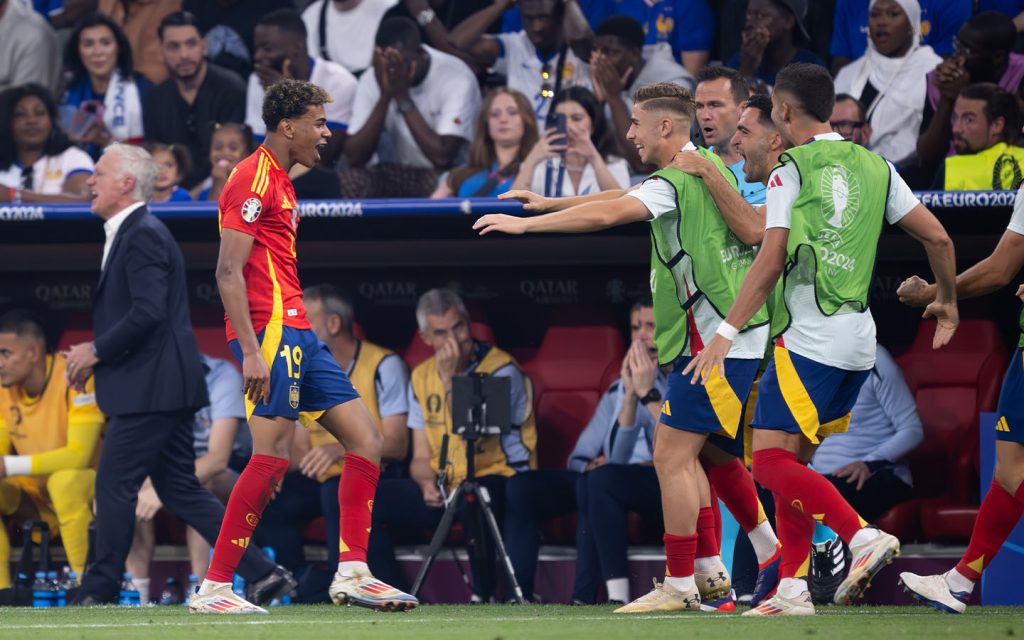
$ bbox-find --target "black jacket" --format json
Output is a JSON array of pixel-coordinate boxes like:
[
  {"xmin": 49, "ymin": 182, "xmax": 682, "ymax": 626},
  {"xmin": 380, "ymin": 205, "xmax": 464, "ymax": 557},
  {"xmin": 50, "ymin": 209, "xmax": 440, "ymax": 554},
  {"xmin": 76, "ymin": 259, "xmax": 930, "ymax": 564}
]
[{"xmin": 92, "ymin": 205, "xmax": 208, "ymax": 416}]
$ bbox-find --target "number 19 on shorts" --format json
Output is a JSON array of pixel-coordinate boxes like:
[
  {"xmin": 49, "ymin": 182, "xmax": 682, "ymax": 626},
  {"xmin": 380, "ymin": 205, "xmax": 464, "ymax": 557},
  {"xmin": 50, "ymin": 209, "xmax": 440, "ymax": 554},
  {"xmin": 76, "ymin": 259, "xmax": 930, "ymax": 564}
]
[{"xmin": 279, "ymin": 344, "xmax": 303, "ymax": 379}]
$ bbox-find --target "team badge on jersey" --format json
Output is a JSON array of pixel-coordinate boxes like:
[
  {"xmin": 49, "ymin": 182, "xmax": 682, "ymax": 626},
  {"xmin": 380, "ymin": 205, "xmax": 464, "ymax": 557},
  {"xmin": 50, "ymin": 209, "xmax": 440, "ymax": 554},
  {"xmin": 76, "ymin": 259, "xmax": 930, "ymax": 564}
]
[{"xmin": 241, "ymin": 197, "xmax": 263, "ymax": 223}]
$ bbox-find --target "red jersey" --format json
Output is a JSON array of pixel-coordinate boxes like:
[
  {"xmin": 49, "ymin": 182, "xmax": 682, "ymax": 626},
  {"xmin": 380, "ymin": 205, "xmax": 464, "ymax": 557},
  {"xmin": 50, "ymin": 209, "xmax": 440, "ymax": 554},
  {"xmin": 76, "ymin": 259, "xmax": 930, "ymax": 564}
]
[{"xmin": 218, "ymin": 146, "xmax": 310, "ymax": 341}]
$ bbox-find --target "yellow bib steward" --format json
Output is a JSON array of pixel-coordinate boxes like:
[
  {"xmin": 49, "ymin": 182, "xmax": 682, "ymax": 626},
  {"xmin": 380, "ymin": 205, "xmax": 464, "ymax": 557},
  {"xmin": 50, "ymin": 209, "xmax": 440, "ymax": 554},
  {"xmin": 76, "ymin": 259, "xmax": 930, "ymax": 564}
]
[
  {"xmin": 411, "ymin": 343, "xmax": 537, "ymax": 490},
  {"xmin": 301, "ymin": 340, "xmax": 396, "ymax": 482},
  {"xmin": 944, "ymin": 142, "xmax": 1024, "ymax": 191}
]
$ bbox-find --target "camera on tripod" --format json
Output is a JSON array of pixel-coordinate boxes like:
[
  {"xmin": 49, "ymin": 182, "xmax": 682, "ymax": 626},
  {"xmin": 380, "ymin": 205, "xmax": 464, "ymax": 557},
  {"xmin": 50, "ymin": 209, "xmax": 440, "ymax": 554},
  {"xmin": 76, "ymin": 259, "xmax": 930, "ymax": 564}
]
[{"xmin": 452, "ymin": 374, "xmax": 511, "ymax": 438}]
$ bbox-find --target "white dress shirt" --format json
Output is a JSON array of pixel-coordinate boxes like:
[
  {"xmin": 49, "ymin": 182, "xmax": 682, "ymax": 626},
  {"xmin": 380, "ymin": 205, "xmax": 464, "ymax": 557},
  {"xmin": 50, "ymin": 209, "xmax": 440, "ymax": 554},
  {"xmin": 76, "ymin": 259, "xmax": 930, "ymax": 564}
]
[{"xmin": 102, "ymin": 201, "xmax": 145, "ymax": 270}]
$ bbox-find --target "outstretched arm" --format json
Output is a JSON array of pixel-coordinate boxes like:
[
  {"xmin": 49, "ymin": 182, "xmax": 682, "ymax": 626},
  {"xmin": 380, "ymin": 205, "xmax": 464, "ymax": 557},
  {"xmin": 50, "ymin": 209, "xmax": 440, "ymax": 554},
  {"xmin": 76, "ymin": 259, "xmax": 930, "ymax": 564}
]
[
  {"xmin": 475, "ymin": 193, "xmax": 650, "ymax": 235},
  {"xmin": 894, "ymin": 204, "xmax": 959, "ymax": 348},
  {"xmin": 899, "ymin": 228, "xmax": 1024, "ymax": 303},
  {"xmin": 670, "ymin": 151, "xmax": 765, "ymax": 245}
]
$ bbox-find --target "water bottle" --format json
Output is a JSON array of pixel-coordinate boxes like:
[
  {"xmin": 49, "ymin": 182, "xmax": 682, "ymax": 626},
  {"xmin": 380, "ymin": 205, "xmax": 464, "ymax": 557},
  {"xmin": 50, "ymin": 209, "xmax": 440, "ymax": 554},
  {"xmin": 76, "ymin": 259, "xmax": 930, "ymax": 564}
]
[
  {"xmin": 47, "ymin": 570, "xmax": 64, "ymax": 607},
  {"xmin": 32, "ymin": 571, "xmax": 50, "ymax": 607},
  {"xmin": 119, "ymin": 572, "xmax": 141, "ymax": 606},
  {"xmin": 183, "ymin": 573, "xmax": 199, "ymax": 606},
  {"xmin": 61, "ymin": 570, "xmax": 77, "ymax": 606},
  {"xmin": 159, "ymin": 577, "xmax": 182, "ymax": 605}
]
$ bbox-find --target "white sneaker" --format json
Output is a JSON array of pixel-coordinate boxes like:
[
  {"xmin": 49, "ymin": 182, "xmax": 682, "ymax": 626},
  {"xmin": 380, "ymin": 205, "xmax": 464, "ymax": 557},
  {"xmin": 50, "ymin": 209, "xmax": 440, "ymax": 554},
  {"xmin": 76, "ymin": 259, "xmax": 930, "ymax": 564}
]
[
  {"xmin": 613, "ymin": 578, "xmax": 701, "ymax": 613},
  {"xmin": 329, "ymin": 569, "xmax": 418, "ymax": 611},
  {"xmin": 833, "ymin": 529, "xmax": 900, "ymax": 605},
  {"xmin": 742, "ymin": 588, "xmax": 815, "ymax": 616},
  {"xmin": 899, "ymin": 572, "xmax": 969, "ymax": 614},
  {"xmin": 188, "ymin": 583, "xmax": 267, "ymax": 614}
]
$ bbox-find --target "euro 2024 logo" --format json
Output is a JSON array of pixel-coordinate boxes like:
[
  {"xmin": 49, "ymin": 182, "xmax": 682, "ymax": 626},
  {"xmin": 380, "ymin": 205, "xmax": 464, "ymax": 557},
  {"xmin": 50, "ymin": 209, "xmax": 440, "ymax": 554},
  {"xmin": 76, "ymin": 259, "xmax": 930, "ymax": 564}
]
[{"xmin": 818, "ymin": 165, "xmax": 861, "ymax": 248}]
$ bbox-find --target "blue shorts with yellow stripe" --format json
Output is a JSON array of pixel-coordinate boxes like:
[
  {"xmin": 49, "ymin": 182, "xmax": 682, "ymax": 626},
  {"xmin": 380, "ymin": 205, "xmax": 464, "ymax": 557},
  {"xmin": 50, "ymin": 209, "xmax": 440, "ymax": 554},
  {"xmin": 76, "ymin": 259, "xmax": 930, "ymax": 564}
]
[
  {"xmin": 753, "ymin": 344, "xmax": 870, "ymax": 443},
  {"xmin": 229, "ymin": 326, "xmax": 359, "ymax": 420},
  {"xmin": 996, "ymin": 348, "xmax": 1024, "ymax": 444},
  {"xmin": 661, "ymin": 356, "xmax": 760, "ymax": 458}
]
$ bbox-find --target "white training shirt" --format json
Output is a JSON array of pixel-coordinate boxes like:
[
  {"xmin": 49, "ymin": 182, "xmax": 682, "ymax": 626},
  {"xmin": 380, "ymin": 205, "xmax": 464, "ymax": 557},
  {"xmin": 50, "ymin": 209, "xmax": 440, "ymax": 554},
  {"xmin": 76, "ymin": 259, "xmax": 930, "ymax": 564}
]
[
  {"xmin": 301, "ymin": 0, "xmax": 397, "ymax": 76},
  {"xmin": 348, "ymin": 45, "xmax": 480, "ymax": 170},
  {"xmin": 627, "ymin": 142, "xmax": 770, "ymax": 360},
  {"xmin": 0, "ymin": 146, "xmax": 93, "ymax": 195},
  {"xmin": 529, "ymin": 155, "xmax": 630, "ymax": 197},
  {"xmin": 1009, "ymin": 186, "xmax": 1024, "ymax": 237},
  {"xmin": 491, "ymin": 31, "xmax": 591, "ymax": 127},
  {"xmin": 765, "ymin": 132, "xmax": 919, "ymax": 370},
  {"xmin": 246, "ymin": 58, "xmax": 358, "ymax": 139}
]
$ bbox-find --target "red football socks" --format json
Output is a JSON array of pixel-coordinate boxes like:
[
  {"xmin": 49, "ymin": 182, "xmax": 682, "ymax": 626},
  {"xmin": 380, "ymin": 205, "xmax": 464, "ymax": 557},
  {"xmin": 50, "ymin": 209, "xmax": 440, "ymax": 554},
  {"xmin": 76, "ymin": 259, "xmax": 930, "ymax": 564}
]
[
  {"xmin": 955, "ymin": 478, "xmax": 1024, "ymax": 581},
  {"xmin": 206, "ymin": 454, "xmax": 289, "ymax": 583},
  {"xmin": 752, "ymin": 448, "xmax": 864, "ymax": 544},
  {"xmin": 707, "ymin": 458, "xmax": 763, "ymax": 532},
  {"xmin": 664, "ymin": 533, "xmax": 698, "ymax": 578},
  {"xmin": 709, "ymin": 483, "xmax": 723, "ymax": 550},
  {"xmin": 338, "ymin": 452, "xmax": 380, "ymax": 563},
  {"xmin": 696, "ymin": 507, "xmax": 719, "ymax": 558},
  {"xmin": 774, "ymin": 491, "xmax": 814, "ymax": 579}
]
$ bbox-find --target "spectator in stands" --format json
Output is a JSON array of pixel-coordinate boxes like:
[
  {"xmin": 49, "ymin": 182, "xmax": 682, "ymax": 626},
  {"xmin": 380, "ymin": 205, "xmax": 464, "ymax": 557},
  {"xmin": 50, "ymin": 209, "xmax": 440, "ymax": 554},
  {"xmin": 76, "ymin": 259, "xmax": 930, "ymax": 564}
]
[
  {"xmin": 450, "ymin": 0, "xmax": 594, "ymax": 126},
  {"xmin": 831, "ymin": 0, "xmax": 970, "ymax": 74},
  {"xmin": 607, "ymin": 0, "xmax": 714, "ymax": 77},
  {"xmin": 302, "ymin": 0, "xmax": 402, "ymax": 77},
  {"xmin": 60, "ymin": 13, "xmax": 151, "ymax": 158},
  {"xmin": 191, "ymin": 123, "xmax": 254, "ymax": 201},
  {"xmin": 917, "ymin": 12, "xmax": 1024, "ymax": 177},
  {"xmin": 695, "ymin": 66, "xmax": 765, "ymax": 204},
  {"xmin": 257, "ymin": 285, "xmax": 410, "ymax": 587},
  {"xmin": 504, "ymin": 298, "xmax": 662, "ymax": 605},
  {"xmin": 830, "ymin": 94, "xmax": 873, "ymax": 147},
  {"xmin": 382, "ymin": 0, "xmax": 499, "ymax": 74},
  {"xmin": 98, "ymin": 0, "xmax": 182, "ymax": 86},
  {"xmin": 368, "ymin": 288, "xmax": 537, "ymax": 602},
  {"xmin": 511, "ymin": 86, "xmax": 629, "ymax": 197},
  {"xmin": 342, "ymin": 17, "xmax": 481, "ymax": 198},
  {"xmin": 432, "ymin": 88, "xmax": 539, "ymax": 199},
  {"xmin": 245, "ymin": 9, "xmax": 356, "ymax": 167},
  {"xmin": 126, "ymin": 354, "xmax": 251, "ymax": 603},
  {"xmin": 590, "ymin": 15, "xmax": 694, "ymax": 173},
  {"xmin": 183, "ymin": 0, "xmax": 294, "ymax": 79},
  {"xmin": 934, "ymin": 83, "xmax": 1024, "ymax": 191},
  {"xmin": 143, "ymin": 11, "xmax": 247, "ymax": 190},
  {"xmin": 0, "ymin": 310, "xmax": 104, "ymax": 589},
  {"xmin": 0, "ymin": 0, "xmax": 62, "ymax": 97},
  {"xmin": 143, "ymin": 142, "xmax": 192, "ymax": 203},
  {"xmin": 834, "ymin": 0, "xmax": 940, "ymax": 166},
  {"xmin": 0, "ymin": 84, "xmax": 94, "ymax": 203},
  {"xmin": 726, "ymin": 0, "xmax": 824, "ymax": 88}
]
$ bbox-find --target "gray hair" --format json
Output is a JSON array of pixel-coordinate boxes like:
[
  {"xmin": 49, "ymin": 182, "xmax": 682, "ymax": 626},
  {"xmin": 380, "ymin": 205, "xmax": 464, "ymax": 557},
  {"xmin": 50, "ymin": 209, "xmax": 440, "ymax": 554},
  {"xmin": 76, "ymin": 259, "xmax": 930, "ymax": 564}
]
[
  {"xmin": 103, "ymin": 143, "xmax": 158, "ymax": 200},
  {"xmin": 303, "ymin": 284, "xmax": 354, "ymax": 333},
  {"xmin": 415, "ymin": 288, "xmax": 467, "ymax": 331}
]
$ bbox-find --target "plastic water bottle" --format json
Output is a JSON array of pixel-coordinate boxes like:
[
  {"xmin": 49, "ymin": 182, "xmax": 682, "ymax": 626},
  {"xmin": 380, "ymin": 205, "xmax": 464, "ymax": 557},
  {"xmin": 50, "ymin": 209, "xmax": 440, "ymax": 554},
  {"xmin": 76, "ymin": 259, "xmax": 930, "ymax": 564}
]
[
  {"xmin": 60, "ymin": 570, "xmax": 77, "ymax": 606},
  {"xmin": 32, "ymin": 571, "xmax": 50, "ymax": 607},
  {"xmin": 47, "ymin": 571, "xmax": 64, "ymax": 607},
  {"xmin": 119, "ymin": 572, "xmax": 140, "ymax": 606},
  {"xmin": 159, "ymin": 577, "xmax": 182, "ymax": 605},
  {"xmin": 183, "ymin": 573, "xmax": 199, "ymax": 606}
]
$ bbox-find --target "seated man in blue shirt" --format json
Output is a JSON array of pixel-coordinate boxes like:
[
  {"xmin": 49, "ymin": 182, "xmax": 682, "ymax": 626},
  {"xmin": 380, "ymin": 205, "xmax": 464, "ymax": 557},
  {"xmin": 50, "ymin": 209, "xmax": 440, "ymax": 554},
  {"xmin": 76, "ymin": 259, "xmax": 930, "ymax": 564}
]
[{"xmin": 505, "ymin": 297, "xmax": 663, "ymax": 605}]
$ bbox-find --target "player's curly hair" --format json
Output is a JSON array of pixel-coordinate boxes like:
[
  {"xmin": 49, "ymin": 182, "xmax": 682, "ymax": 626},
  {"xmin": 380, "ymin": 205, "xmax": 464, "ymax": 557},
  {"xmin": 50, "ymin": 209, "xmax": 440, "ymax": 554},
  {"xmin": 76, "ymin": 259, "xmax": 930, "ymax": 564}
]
[
  {"xmin": 262, "ymin": 79, "xmax": 333, "ymax": 132},
  {"xmin": 632, "ymin": 82, "xmax": 695, "ymax": 121}
]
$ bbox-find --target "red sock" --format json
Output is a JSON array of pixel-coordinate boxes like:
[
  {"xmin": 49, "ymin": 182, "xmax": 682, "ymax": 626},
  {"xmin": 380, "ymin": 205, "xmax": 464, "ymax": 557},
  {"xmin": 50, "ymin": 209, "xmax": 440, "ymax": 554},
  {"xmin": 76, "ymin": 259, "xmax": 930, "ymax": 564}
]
[
  {"xmin": 664, "ymin": 533, "xmax": 698, "ymax": 578},
  {"xmin": 752, "ymin": 448, "xmax": 864, "ymax": 545},
  {"xmin": 773, "ymin": 491, "xmax": 813, "ymax": 579},
  {"xmin": 338, "ymin": 452, "xmax": 380, "ymax": 563},
  {"xmin": 696, "ymin": 507, "xmax": 719, "ymax": 558},
  {"xmin": 955, "ymin": 478, "xmax": 1024, "ymax": 581},
  {"xmin": 206, "ymin": 454, "xmax": 288, "ymax": 583},
  {"xmin": 709, "ymin": 483, "xmax": 723, "ymax": 550},
  {"xmin": 708, "ymin": 458, "xmax": 763, "ymax": 532}
]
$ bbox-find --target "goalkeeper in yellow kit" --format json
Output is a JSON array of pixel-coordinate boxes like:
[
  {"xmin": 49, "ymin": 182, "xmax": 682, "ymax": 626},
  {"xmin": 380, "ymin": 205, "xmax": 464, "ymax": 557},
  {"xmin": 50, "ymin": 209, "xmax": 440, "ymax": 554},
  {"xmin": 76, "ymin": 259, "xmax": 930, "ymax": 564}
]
[{"xmin": 0, "ymin": 310, "xmax": 104, "ymax": 585}]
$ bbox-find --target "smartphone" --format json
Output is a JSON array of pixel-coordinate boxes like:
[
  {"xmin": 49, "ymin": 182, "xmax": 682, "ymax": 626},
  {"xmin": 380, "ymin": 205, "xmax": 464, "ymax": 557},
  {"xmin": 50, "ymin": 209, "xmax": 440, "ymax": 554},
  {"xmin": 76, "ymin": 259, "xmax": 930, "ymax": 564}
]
[
  {"xmin": 552, "ymin": 112, "xmax": 567, "ymax": 138},
  {"xmin": 70, "ymin": 100, "xmax": 103, "ymax": 137}
]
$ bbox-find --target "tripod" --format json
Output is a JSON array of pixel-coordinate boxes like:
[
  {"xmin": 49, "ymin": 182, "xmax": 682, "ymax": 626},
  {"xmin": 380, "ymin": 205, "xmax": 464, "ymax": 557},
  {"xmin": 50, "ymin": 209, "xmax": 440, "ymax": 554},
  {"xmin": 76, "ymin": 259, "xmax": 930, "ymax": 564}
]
[{"xmin": 410, "ymin": 376, "xmax": 525, "ymax": 604}]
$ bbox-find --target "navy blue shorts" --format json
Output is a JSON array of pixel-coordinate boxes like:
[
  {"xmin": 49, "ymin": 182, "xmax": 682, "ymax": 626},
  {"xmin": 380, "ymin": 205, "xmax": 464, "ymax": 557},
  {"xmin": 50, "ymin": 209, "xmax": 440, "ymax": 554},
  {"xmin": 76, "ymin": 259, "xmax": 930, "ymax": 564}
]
[
  {"xmin": 996, "ymin": 349, "xmax": 1024, "ymax": 445},
  {"xmin": 660, "ymin": 356, "xmax": 760, "ymax": 456},
  {"xmin": 229, "ymin": 326, "xmax": 359, "ymax": 420},
  {"xmin": 753, "ymin": 344, "xmax": 870, "ymax": 444}
]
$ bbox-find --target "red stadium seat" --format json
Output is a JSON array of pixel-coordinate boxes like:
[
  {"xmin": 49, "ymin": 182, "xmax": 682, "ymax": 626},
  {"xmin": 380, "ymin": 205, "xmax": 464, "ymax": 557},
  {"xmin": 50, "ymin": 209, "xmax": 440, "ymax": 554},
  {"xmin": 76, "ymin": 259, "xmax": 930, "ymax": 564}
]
[
  {"xmin": 403, "ymin": 321, "xmax": 495, "ymax": 370},
  {"xmin": 889, "ymin": 319, "xmax": 1007, "ymax": 542}
]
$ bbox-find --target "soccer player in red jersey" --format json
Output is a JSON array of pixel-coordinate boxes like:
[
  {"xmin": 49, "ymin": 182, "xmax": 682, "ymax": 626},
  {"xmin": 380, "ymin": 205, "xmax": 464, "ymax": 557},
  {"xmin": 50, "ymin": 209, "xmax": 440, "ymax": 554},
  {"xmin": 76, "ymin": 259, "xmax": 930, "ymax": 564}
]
[{"xmin": 188, "ymin": 79, "xmax": 417, "ymax": 614}]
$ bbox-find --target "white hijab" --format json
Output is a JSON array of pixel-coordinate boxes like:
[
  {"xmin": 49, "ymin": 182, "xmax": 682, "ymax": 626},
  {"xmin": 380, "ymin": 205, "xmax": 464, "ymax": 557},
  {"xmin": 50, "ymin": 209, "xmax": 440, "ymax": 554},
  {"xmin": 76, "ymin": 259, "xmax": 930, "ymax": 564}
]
[{"xmin": 834, "ymin": 0, "xmax": 941, "ymax": 164}]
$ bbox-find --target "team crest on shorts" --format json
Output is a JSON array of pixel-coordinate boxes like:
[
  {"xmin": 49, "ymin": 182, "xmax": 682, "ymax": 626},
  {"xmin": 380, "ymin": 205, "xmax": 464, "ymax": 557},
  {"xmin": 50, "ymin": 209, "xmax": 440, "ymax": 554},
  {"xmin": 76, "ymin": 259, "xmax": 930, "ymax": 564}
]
[
  {"xmin": 241, "ymin": 197, "xmax": 263, "ymax": 222},
  {"xmin": 289, "ymin": 383, "xmax": 300, "ymax": 409}
]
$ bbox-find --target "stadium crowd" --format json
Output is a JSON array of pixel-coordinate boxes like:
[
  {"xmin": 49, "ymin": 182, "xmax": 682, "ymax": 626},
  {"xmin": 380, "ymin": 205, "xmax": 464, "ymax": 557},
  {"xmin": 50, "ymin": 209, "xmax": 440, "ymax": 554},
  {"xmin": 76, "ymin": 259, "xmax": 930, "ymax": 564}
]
[{"xmin": 1, "ymin": 0, "xmax": 1024, "ymax": 617}]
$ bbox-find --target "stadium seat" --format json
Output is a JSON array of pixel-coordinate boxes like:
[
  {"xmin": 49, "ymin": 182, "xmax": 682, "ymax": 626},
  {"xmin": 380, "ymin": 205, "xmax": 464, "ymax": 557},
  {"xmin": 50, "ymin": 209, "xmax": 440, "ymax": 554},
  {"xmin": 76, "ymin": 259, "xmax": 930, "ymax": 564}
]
[
  {"xmin": 403, "ymin": 321, "xmax": 495, "ymax": 370},
  {"xmin": 889, "ymin": 319, "xmax": 1007, "ymax": 542}
]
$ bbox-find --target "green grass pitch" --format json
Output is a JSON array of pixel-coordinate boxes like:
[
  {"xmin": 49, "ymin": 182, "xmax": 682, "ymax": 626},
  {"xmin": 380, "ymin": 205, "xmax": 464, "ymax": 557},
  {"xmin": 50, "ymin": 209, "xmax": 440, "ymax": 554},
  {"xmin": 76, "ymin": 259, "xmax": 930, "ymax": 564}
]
[{"xmin": 0, "ymin": 604, "xmax": 1021, "ymax": 640}]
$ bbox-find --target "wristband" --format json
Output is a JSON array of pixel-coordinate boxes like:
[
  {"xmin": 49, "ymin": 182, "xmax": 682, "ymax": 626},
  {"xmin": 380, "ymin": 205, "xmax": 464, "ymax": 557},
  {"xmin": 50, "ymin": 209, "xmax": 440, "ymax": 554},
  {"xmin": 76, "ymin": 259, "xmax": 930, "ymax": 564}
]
[{"xmin": 715, "ymin": 321, "xmax": 739, "ymax": 341}]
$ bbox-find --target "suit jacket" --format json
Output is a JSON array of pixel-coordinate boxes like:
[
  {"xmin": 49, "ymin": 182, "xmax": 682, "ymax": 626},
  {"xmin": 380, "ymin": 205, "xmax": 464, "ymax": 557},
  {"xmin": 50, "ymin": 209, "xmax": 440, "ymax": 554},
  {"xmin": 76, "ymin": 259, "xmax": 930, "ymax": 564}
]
[{"xmin": 92, "ymin": 205, "xmax": 208, "ymax": 416}]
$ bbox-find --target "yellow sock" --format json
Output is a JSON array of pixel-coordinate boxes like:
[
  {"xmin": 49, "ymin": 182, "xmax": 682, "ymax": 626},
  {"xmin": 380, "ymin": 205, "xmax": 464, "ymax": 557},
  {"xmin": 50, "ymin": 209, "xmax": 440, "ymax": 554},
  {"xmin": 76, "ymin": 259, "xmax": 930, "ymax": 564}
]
[{"xmin": 0, "ymin": 480, "xmax": 21, "ymax": 589}]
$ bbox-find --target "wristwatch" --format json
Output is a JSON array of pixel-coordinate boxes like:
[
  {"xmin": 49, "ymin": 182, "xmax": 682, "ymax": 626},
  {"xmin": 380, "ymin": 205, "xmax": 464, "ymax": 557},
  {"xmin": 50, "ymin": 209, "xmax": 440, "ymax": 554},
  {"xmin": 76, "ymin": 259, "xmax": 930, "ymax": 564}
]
[
  {"xmin": 396, "ymin": 98, "xmax": 416, "ymax": 115},
  {"xmin": 638, "ymin": 388, "xmax": 662, "ymax": 405},
  {"xmin": 416, "ymin": 8, "xmax": 436, "ymax": 27}
]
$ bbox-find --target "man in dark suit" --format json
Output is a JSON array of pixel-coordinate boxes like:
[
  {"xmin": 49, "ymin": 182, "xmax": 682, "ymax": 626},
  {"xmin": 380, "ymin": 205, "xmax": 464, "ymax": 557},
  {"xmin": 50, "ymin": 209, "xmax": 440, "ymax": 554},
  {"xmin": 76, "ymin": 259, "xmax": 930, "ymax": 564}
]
[{"xmin": 65, "ymin": 143, "xmax": 294, "ymax": 605}]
